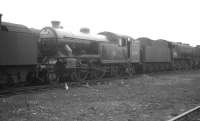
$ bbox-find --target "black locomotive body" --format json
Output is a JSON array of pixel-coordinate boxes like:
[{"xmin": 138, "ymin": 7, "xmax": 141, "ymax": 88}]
[
  {"xmin": 137, "ymin": 38, "xmax": 172, "ymax": 73},
  {"xmin": 39, "ymin": 28, "xmax": 141, "ymax": 83},
  {"xmin": 0, "ymin": 22, "xmax": 40, "ymax": 86},
  {"xmin": 170, "ymin": 42, "xmax": 195, "ymax": 70},
  {"xmin": 193, "ymin": 45, "xmax": 200, "ymax": 68}
]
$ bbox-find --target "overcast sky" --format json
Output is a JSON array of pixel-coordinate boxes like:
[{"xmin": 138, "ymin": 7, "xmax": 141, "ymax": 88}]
[{"xmin": 1, "ymin": 0, "xmax": 200, "ymax": 46}]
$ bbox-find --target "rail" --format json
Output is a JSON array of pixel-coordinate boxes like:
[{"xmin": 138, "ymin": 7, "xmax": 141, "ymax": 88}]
[{"xmin": 167, "ymin": 105, "xmax": 200, "ymax": 121}]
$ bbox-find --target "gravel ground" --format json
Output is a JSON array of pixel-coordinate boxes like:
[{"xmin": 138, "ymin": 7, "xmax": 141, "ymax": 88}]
[{"xmin": 0, "ymin": 70, "xmax": 200, "ymax": 121}]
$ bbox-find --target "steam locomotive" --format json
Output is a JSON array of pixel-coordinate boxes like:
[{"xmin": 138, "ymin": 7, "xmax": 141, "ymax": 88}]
[
  {"xmin": 0, "ymin": 14, "xmax": 200, "ymax": 87},
  {"xmin": 38, "ymin": 22, "xmax": 140, "ymax": 84}
]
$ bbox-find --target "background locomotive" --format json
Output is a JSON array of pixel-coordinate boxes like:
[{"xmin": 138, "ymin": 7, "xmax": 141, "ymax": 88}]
[
  {"xmin": 0, "ymin": 14, "xmax": 41, "ymax": 87},
  {"xmin": 1, "ymin": 14, "xmax": 200, "ymax": 87}
]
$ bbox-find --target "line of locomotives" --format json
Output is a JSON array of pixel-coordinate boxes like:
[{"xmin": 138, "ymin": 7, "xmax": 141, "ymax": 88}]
[{"xmin": 1, "ymin": 17, "xmax": 200, "ymax": 87}]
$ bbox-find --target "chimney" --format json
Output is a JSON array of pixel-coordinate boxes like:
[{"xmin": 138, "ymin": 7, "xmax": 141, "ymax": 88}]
[
  {"xmin": 51, "ymin": 21, "xmax": 60, "ymax": 29},
  {"xmin": 80, "ymin": 27, "xmax": 90, "ymax": 34}
]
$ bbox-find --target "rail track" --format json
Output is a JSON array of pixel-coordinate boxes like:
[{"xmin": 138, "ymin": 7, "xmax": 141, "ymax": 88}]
[
  {"xmin": 0, "ymin": 84, "xmax": 60, "ymax": 98},
  {"xmin": 168, "ymin": 106, "xmax": 200, "ymax": 121},
  {"xmin": 0, "ymin": 75, "xmax": 130, "ymax": 98},
  {"xmin": 0, "ymin": 70, "xmax": 198, "ymax": 98}
]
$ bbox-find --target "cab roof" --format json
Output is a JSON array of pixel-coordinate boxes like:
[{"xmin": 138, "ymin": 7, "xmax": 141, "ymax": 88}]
[{"xmin": 1, "ymin": 22, "xmax": 32, "ymax": 33}]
